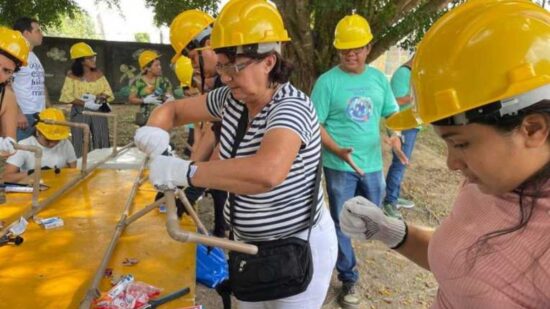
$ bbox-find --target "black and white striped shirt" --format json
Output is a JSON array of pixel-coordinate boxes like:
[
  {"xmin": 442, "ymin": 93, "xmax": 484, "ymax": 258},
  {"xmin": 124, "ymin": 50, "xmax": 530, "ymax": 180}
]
[{"xmin": 206, "ymin": 82, "xmax": 323, "ymax": 241}]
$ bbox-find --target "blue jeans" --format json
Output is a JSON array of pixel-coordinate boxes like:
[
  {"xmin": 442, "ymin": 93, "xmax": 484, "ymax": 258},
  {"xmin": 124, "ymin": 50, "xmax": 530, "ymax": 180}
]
[
  {"xmin": 324, "ymin": 167, "xmax": 385, "ymax": 284},
  {"xmin": 17, "ymin": 113, "xmax": 37, "ymax": 141},
  {"xmin": 384, "ymin": 128, "xmax": 419, "ymax": 205}
]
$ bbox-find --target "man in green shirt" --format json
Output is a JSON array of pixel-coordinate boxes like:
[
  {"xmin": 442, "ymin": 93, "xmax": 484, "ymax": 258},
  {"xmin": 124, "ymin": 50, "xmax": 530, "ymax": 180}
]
[
  {"xmin": 311, "ymin": 12, "xmax": 404, "ymax": 309},
  {"xmin": 383, "ymin": 56, "xmax": 419, "ymax": 218}
]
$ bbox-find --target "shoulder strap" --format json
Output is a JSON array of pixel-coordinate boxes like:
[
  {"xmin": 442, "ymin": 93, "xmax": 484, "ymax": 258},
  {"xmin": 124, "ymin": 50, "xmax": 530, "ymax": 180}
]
[
  {"xmin": 228, "ymin": 101, "xmax": 323, "ymax": 243},
  {"xmin": 229, "ymin": 104, "xmax": 248, "ymax": 240}
]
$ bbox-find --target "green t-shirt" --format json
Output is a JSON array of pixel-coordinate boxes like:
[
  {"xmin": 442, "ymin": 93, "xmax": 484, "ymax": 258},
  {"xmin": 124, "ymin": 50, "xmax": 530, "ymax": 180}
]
[
  {"xmin": 311, "ymin": 65, "xmax": 398, "ymax": 173},
  {"xmin": 390, "ymin": 66, "xmax": 412, "ymax": 111}
]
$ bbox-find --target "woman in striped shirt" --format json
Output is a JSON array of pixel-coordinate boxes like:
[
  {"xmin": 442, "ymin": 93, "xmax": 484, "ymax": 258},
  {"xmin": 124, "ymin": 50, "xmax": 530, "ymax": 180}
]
[{"xmin": 134, "ymin": 0, "xmax": 337, "ymax": 308}]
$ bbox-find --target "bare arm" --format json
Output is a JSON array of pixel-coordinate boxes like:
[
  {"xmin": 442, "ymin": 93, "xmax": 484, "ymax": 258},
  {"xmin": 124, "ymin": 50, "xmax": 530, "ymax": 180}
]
[
  {"xmin": 147, "ymin": 94, "xmax": 217, "ymax": 130},
  {"xmin": 396, "ymin": 95, "xmax": 412, "ymax": 106},
  {"xmin": 1, "ymin": 87, "xmax": 19, "ymax": 139},
  {"xmin": 395, "ymin": 224, "xmax": 434, "ymax": 270},
  {"xmin": 3, "ymin": 163, "xmax": 27, "ymax": 183},
  {"xmin": 190, "ymin": 126, "xmax": 217, "ymax": 162},
  {"xmin": 128, "ymin": 92, "xmax": 143, "ymax": 105},
  {"xmin": 191, "ymin": 128, "xmax": 301, "ymax": 195}
]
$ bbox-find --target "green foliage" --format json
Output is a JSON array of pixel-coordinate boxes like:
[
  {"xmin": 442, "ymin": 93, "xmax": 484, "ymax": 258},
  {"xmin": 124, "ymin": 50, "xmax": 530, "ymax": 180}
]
[
  {"xmin": 0, "ymin": 0, "xmax": 119, "ymax": 28},
  {"xmin": 143, "ymin": 0, "xmax": 218, "ymax": 26},
  {"xmin": 134, "ymin": 32, "xmax": 151, "ymax": 43},
  {"xmin": 0, "ymin": 0, "xmax": 80, "ymax": 28},
  {"xmin": 45, "ymin": 10, "xmax": 102, "ymax": 39}
]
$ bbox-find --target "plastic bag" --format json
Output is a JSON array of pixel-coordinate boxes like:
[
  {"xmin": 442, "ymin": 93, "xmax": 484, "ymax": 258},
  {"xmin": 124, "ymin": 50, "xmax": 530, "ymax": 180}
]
[
  {"xmin": 94, "ymin": 278, "xmax": 162, "ymax": 309},
  {"xmin": 196, "ymin": 244, "xmax": 228, "ymax": 288}
]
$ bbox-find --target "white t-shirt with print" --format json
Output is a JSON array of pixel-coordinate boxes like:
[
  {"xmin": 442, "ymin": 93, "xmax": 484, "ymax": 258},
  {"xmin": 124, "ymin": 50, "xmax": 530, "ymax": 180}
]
[
  {"xmin": 7, "ymin": 136, "xmax": 77, "ymax": 171},
  {"xmin": 12, "ymin": 51, "xmax": 46, "ymax": 114}
]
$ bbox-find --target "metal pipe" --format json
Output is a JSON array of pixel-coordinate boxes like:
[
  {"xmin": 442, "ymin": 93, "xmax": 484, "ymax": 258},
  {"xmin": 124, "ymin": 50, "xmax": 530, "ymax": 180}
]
[
  {"xmin": 175, "ymin": 189, "xmax": 208, "ymax": 235},
  {"xmin": 82, "ymin": 111, "xmax": 118, "ymax": 156},
  {"xmin": 79, "ymin": 157, "xmax": 149, "ymax": 309},
  {"xmin": 164, "ymin": 191, "xmax": 258, "ymax": 255},
  {"xmin": 0, "ymin": 142, "xmax": 134, "ymax": 237},
  {"xmin": 39, "ymin": 119, "xmax": 90, "ymax": 172},
  {"xmin": 12, "ymin": 144, "xmax": 42, "ymax": 209},
  {"xmin": 123, "ymin": 195, "xmax": 164, "ymax": 226}
]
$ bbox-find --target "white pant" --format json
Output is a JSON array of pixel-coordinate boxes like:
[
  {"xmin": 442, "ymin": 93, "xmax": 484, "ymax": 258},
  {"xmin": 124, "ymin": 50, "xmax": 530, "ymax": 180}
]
[{"xmin": 238, "ymin": 206, "xmax": 338, "ymax": 309}]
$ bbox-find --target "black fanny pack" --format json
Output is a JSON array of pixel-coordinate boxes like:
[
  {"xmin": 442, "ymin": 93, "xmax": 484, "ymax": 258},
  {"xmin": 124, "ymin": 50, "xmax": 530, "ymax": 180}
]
[{"xmin": 228, "ymin": 236, "xmax": 313, "ymax": 301}]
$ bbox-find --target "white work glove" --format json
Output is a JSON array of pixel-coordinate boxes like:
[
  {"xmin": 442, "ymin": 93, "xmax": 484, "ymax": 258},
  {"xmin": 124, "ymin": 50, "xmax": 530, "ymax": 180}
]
[
  {"xmin": 165, "ymin": 94, "xmax": 175, "ymax": 102},
  {"xmin": 81, "ymin": 93, "xmax": 101, "ymax": 111},
  {"xmin": 84, "ymin": 100, "xmax": 101, "ymax": 111},
  {"xmin": 134, "ymin": 126, "xmax": 170, "ymax": 156},
  {"xmin": 149, "ymin": 156, "xmax": 193, "ymax": 190},
  {"xmin": 0, "ymin": 137, "xmax": 16, "ymax": 156},
  {"xmin": 340, "ymin": 196, "xmax": 407, "ymax": 249},
  {"xmin": 143, "ymin": 94, "xmax": 162, "ymax": 105}
]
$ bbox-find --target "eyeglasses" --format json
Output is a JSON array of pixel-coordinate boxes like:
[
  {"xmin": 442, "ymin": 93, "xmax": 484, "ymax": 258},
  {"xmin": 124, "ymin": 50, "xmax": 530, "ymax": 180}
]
[
  {"xmin": 84, "ymin": 56, "xmax": 96, "ymax": 61},
  {"xmin": 215, "ymin": 59, "xmax": 257, "ymax": 76},
  {"xmin": 338, "ymin": 47, "xmax": 366, "ymax": 56}
]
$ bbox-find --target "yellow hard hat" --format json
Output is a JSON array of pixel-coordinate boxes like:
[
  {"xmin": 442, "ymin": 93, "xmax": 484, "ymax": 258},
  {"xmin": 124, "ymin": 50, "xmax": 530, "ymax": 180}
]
[
  {"xmin": 386, "ymin": 0, "xmax": 550, "ymax": 130},
  {"xmin": 0, "ymin": 27, "xmax": 30, "ymax": 66},
  {"xmin": 333, "ymin": 13, "xmax": 373, "ymax": 50},
  {"xmin": 138, "ymin": 50, "xmax": 160, "ymax": 70},
  {"xmin": 36, "ymin": 108, "xmax": 70, "ymax": 141},
  {"xmin": 169, "ymin": 10, "xmax": 214, "ymax": 63},
  {"xmin": 70, "ymin": 42, "xmax": 96, "ymax": 60},
  {"xmin": 174, "ymin": 56, "xmax": 193, "ymax": 88},
  {"xmin": 211, "ymin": 0, "xmax": 291, "ymax": 50}
]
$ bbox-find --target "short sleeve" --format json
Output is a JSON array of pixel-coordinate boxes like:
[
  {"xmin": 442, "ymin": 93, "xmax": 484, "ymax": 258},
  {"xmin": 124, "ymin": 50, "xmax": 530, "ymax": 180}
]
[
  {"xmin": 380, "ymin": 74, "xmax": 399, "ymax": 118},
  {"xmin": 266, "ymin": 98, "xmax": 314, "ymax": 146},
  {"xmin": 390, "ymin": 67, "xmax": 411, "ymax": 98},
  {"xmin": 310, "ymin": 76, "xmax": 331, "ymax": 124},
  {"xmin": 206, "ymin": 86, "xmax": 231, "ymax": 120},
  {"xmin": 59, "ymin": 77, "xmax": 76, "ymax": 103},
  {"xmin": 6, "ymin": 150, "xmax": 29, "ymax": 170}
]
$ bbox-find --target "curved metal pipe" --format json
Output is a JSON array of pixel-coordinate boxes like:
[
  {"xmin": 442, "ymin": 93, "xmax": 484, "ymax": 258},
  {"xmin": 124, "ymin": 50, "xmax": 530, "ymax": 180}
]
[
  {"xmin": 164, "ymin": 191, "xmax": 258, "ymax": 255},
  {"xmin": 39, "ymin": 119, "xmax": 90, "ymax": 172}
]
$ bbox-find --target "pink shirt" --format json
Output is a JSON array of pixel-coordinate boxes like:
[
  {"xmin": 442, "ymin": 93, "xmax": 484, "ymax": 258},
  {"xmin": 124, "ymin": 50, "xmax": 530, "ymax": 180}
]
[{"xmin": 429, "ymin": 182, "xmax": 550, "ymax": 308}]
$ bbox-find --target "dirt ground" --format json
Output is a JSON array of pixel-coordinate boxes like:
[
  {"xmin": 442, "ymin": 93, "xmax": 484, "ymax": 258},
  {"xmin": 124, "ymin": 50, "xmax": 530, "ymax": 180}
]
[{"xmin": 99, "ymin": 105, "xmax": 463, "ymax": 308}]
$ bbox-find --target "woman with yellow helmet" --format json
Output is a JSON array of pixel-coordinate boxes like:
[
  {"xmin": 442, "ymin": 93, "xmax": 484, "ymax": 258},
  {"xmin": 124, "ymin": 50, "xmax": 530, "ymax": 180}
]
[
  {"xmin": 4, "ymin": 108, "xmax": 76, "ymax": 183},
  {"xmin": 0, "ymin": 27, "xmax": 29, "ymax": 156},
  {"xmin": 59, "ymin": 42, "xmax": 114, "ymax": 157},
  {"xmin": 135, "ymin": 0, "xmax": 337, "ymax": 307},
  {"xmin": 340, "ymin": 0, "xmax": 550, "ymax": 307}
]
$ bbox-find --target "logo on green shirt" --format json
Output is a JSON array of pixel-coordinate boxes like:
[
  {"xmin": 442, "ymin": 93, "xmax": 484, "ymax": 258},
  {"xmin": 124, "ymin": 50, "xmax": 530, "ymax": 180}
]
[{"xmin": 346, "ymin": 96, "xmax": 373, "ymax": 122}]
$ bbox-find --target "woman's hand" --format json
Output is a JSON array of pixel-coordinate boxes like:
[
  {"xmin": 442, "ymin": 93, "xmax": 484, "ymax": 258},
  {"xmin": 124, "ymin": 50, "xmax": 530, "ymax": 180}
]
[{"xmin": 134, "ymin": 126, "xmax": 170, "ymax": 156}]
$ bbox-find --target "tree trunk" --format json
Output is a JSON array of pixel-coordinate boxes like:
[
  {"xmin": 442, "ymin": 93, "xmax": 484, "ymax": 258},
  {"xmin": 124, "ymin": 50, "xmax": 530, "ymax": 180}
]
[{"xmin": 273, "ymin": 0, "xmax": 317, "ymax": 94}]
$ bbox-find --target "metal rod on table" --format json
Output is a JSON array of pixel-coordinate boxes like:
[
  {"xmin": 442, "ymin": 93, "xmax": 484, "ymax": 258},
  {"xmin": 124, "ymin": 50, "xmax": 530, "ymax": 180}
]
[
  {"xmin": 12, "ymin": 144, "xmax": 42, "ymax": 209},
  {"xmin": 123, "ymin": 195, "xmax": 164, "ymax": 226},
  {"xmin": 0, "ymin": 142, "xmax": 134, "ymax": 237},
  {"xmin": 175, "ymin": 189, "xmax": 208, "ymax": 235},
  {"xmin": 82, "ymin": 111, "xmax": 118, "ymax": 156},
  {"xmin": 39, "ymin": 119, "xmax": 90, "ymax": 172},
  {"xmin": 164, "ymin": 191, "xmax": 258, "ymax": 255},
  {"xmin": 79, "ymin": 157, "xmax": 149, "ymax": 309}
]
